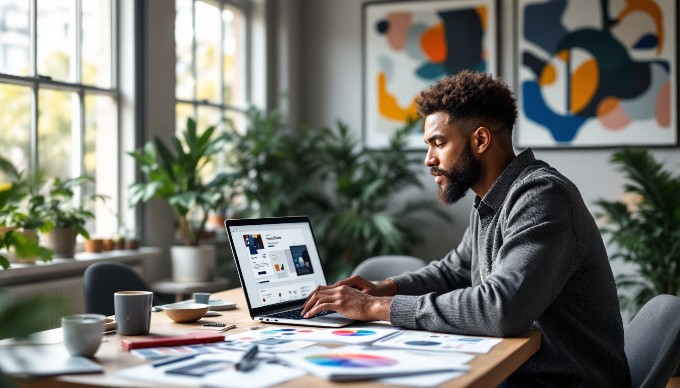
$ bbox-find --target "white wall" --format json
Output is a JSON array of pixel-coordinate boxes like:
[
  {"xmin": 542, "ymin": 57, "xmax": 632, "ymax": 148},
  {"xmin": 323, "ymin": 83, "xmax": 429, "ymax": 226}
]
[{"xmin": 297, "ymin": 0, "xmax": 680, "ymax": 281}]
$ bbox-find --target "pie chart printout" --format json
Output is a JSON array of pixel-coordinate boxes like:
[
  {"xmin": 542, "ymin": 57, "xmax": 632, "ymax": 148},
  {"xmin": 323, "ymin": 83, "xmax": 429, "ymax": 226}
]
[{"xmin": 305, "ymin": 353, "xmax": 399, "ymax": 368}]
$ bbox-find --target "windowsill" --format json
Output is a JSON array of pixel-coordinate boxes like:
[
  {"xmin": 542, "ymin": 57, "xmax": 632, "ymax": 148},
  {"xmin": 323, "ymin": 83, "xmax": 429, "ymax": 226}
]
[{"xmin": 0, "ymin": 247, "xmax": 160, "ymax": 286}]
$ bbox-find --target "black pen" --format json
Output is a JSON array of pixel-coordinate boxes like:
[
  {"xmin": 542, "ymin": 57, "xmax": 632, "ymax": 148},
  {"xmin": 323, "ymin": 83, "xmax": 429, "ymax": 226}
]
[
  {"xmin": 151, "ymin": 353, "xmax": 198, "ymax": 368},
  {"xmin": 234, "ymin": 345, "xmax": 259, "ymax": 372}
]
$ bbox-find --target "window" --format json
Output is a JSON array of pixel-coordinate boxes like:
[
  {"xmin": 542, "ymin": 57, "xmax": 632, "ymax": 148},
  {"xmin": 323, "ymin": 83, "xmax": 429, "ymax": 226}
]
[
  {"xmin": 0, "ymin": 0, "xmax": 119, "ymax": 237},
  {"xmin": 175, "ymin": 0, "xmax": 249, "ymax": 151}
]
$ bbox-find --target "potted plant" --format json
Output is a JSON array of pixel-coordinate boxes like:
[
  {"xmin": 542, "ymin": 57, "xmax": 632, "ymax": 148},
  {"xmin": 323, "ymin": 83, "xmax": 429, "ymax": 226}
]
[
  {"xmin": 128, "ymin": 117, "xmax": 233, "ymax": 282},
  {"xmin": 595, "ymin": 147, "xmax": 680, "ymax": 316},
  {"xmin": 32, "ymin": 175, "xmax": 99, "ymax": 258},
  {"xmin": 0, "ymin": 158, "xmax": 52, "ymax": 268}
]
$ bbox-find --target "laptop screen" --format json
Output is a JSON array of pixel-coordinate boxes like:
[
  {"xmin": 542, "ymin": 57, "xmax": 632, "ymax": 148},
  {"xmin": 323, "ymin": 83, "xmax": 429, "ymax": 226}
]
[{"xmin": 225, "ymin": 217, "xmax": 328, "ymax": 310}]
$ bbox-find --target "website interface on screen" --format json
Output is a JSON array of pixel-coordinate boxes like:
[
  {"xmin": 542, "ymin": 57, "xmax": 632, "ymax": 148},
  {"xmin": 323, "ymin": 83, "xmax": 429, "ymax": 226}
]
[{"xmin": 229, "ymin": 222, "xmax": 327, "ymax": 309}]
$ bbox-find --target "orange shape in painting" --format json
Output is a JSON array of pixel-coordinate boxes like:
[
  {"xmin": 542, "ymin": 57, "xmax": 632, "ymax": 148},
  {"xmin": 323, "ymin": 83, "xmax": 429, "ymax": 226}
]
[
  {"xmin": 618, "ymin": 0, "xmax": 663, "ymax": 54},
  {"xmin": 571, "ymin": 59, "xmax": 598, "ymax": 114},
  {"xmin": 421, "ymin": 24, "xmax": 447, "ymax": 63},
  {"xmin": 558, "ymin": 49, "xmax": 569, "ymax": 61},
  {"xmin": 539, "ymin": 63, "xmax": 556, "ymax": 86},
  {"xmin": 656, "ymin": 81, "xmax": 671, "ymax": 127},
  {"xmin": 476, "ymin": 6, "xmax": 487, "ymax": 30},
  {"xmin": 597, "ymin": 97, "xmax": 631, "ymax": 130},
  {"xmin": 378, "ymin": 72, "xmax": 418, "ymax": 122}
]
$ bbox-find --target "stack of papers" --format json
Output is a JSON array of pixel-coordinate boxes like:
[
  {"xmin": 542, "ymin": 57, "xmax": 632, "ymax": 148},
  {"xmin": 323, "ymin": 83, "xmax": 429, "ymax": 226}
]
[
  {"xmin": 283, "ymin": 345, "xmax": 468, "ymax": 381},
  {"xmin": 373, "ymin": 330, "xmax": 502, "ymax": 353}
]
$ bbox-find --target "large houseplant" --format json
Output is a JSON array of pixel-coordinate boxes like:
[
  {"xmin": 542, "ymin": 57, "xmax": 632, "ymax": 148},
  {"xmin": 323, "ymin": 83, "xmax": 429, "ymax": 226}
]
[
  {"xmin": 312, "ymin": 120, "xmax": 449, "ymax": 280},
  {"xmin": 595, "ymin": 148, "xmax": 680, "ymax": 316},
  {"xmin": 128, "ymin": 117, "xmax": 233, "ymax": 282},
  {"xmin": 228, "ymin": 109, "xmax": 449, "ymax": 281},
  {"xmin": 228, "ymin": 107, "xmax": 329, "ymax": 217}
]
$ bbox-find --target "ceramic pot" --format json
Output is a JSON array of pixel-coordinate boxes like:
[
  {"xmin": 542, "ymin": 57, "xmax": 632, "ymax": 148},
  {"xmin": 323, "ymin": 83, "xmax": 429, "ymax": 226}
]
[
  {"xmin": 42, "ymin": 227, "xmax": 77, "ymax": 258},
  {"xmin": 170, "ymin": 244, "xmax": 216, "ymax": 283}
]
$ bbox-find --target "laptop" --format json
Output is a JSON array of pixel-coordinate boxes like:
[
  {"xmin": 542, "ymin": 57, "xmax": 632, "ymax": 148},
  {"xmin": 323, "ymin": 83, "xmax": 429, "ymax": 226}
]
[{"xmin": 224, "ymin": 216, "xmax": 358, "ymax": 328}]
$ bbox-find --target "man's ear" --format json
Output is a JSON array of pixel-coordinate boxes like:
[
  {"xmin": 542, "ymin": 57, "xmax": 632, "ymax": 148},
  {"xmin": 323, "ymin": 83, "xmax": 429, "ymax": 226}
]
[{"xmin": 470, "ymin": 126, "xmax": 491, "ymax": 155}]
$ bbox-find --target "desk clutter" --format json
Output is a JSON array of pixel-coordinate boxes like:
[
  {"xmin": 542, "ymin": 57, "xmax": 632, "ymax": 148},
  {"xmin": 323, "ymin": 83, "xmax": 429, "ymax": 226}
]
[{"xmin": 112, "ymin": 323, "xmax": 498, "ymax": 387}]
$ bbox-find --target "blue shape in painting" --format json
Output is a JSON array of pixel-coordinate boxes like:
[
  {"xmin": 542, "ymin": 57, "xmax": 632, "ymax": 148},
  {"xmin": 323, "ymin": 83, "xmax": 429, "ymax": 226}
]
[
  {"xmin": 438, "ymin": 8, "xmax": 484, "ymax": 75},
  {"xmin": 416, "ymin": 62, "xmax": 446, "ymax": 79},
  {"xmin": 633, "ymin": 34, "xmax": 658, "ymax": 49},
  {"xmin": 524, "ymin": 0, "xmax": 568, "ymax": 53},
  {"xmin": 522, "ymin": 81, "xmax": 586, "ymax": 143}
]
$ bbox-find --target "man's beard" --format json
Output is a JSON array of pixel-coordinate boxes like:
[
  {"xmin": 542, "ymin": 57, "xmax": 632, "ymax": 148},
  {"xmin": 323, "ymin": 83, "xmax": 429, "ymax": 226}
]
[{"xmin": 431, "ymin": 143, "xmax": 482, "ymax": 205}]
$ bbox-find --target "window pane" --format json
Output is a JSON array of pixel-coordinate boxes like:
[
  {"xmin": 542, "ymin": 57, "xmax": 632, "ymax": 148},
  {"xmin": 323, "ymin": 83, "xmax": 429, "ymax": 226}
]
[
  {"xmin": 175, "ymin": 0, "xmax": 194, "ymax": 100},
  {"xmin": 176, "ymin": 102, "xmax": 194, "ymax": 138},
  {"xmin": 82, "ymin": 0, "xmax": 112, "ymax": 87},
  {"xmin": 85, "ymin": 94, "xmax": 118, "ymax": 236},
  {"xmin": 0, "ymin": 84, "xmax": 31, "ymax": 180},
  {"xmin": 197, "ymin": 105, "xmax": 222, "ymax": 178},
  {"xmin": 38, "ymin": 89, "xmax": 74, "ymax": 179},
  {"xmin": 0, "ymin": 0, "xmax": 30, "ymax": 76},
  {"xmin": 223, "ymin": 5, "xmax": 245, "ymax": 107},
  {"xmin": 195, "ymin": 0, "xmax": 220, "ymax": 102},
  {"xmin": 37, "ymin": 0, "xmax": 75, "ymax": 82}
]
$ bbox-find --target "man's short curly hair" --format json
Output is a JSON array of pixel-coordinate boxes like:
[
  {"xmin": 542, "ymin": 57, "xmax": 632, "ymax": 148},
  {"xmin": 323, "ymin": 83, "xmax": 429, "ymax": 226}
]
[{"xmin": 416, "ymin": 70, "xmax": 517, "ymax": 134}]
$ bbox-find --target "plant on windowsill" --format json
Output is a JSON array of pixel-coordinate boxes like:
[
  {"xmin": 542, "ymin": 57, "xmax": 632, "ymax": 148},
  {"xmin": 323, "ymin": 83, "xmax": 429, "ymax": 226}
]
[
  {"xmin": 0, "ymin": 158, "xmax": 52, "ymax": 269},
  {"xmin": 31, "ymin": 175, "xmax": 101, "ymax": 258},
  {"xmin": 595, "ymin": 147, "xmax": 680, "ymax": 316},
  {"xmin": 128, "ymin": 117, "xmax": 234, "ymax": 282}
]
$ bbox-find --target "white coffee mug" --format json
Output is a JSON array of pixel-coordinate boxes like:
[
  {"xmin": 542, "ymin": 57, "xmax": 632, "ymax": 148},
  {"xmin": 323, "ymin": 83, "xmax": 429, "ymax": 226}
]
[
  {"xmin": 61, "ymin": 314, "xmax": 106, "ymax": 357},
  {"xmin": 114, "ymin": 291, "xmax": 153, "ymax": 335}
]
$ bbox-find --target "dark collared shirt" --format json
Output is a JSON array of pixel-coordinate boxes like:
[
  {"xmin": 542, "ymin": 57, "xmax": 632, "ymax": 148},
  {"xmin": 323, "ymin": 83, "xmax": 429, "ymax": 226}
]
[{"xmin": 389, "ymin": 149, "xmax": 630, "ymax": 387}]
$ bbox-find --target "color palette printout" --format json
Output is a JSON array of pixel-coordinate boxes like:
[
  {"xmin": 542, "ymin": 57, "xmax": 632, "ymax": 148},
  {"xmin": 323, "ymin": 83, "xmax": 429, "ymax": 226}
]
[
  {"xmin": 131, "ymin": 345, "xmax": 220, "ymax": 360},
  {"xmin": 235, "ymin": 326, "xmax": 399, "ymax": 345},
  {"xmin": 373, "ymin": 330, "xmax": 502, "ymax": 354},
  {"xmin": 284, "ymin": 345, "xmax": 467, "ymax": 381},
  {"xmin": 218, "ymin": 330, "xmax": 315, "ymax": 353}
]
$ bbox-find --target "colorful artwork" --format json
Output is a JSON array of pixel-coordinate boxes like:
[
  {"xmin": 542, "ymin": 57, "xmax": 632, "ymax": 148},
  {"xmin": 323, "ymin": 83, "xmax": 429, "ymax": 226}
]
[
  {"xmin": 516, "ymin": 0, "xmax": 677, "ymax": 148},
  {"xmin": 363, "ymin": 0, "xmax": 498, "ymax": 150}
]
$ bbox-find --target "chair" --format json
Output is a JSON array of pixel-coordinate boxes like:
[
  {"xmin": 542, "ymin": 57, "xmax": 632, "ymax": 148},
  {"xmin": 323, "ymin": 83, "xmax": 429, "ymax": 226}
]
[
  {"xmin": 351, "ymin": 255, "xmax": 427, "ymax": 281},
  {"xmin": 83, "ymin": 261, "xmax": 167, "ymax": 316},
  {"xmin": 624, "ymin": 294, "xmax": 680, "ymax": 388}
]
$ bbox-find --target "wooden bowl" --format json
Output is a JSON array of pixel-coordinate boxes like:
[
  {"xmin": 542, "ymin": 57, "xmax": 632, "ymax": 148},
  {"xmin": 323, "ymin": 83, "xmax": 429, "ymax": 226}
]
[{"xmin": 163, "ymin": 303, "xmax": 209, "ymax": 323}]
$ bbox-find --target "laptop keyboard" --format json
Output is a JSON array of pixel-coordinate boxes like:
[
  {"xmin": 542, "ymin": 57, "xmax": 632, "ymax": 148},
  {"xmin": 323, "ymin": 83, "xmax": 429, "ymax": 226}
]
[{"xmin": 265, "ymin": 307, "xmax": 336, "ymax": 320}]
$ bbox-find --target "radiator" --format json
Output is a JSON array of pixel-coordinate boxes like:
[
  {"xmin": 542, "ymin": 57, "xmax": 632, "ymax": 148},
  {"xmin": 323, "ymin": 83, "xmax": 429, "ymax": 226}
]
[{"xmin": 5, "ymin": 277, "xmax": 85, "ymax": 329}]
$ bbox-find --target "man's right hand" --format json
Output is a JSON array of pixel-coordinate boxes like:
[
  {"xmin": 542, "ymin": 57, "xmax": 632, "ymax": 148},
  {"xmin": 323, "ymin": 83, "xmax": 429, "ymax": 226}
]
[{"xmin": 333, "ymin": 275, "xmax": 398, "ymax": 297}]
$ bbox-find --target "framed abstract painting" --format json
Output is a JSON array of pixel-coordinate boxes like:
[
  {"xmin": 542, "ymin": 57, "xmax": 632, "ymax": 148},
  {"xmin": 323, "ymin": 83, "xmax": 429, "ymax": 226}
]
[
  {"xmin": 363, "ymin": 0, "xmax": 498, "ymax": 150},
  {"xmin": 515, "ymin": 0, "xmax": 678, "ymax": 148}
]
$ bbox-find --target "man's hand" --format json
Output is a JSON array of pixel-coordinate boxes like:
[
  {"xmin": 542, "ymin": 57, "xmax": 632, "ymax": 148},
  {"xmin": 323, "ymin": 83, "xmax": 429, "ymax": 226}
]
[
  {"xmin": 300, "ymin": 284, "xmax": 393, "ymax": 321},
  {"xmin": 300, "ymin": 276, "xmax": 398, "ymax": 321},
  {"xmin": 333, "ymin": 275, "xmax": 398, "ymax": 297}
]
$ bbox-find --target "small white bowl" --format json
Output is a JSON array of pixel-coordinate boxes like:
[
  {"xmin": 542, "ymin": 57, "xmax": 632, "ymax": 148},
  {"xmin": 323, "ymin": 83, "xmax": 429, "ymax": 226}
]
[{"xmin": 163, "ymin": 303, "xmax": 209, "ymax": 323}]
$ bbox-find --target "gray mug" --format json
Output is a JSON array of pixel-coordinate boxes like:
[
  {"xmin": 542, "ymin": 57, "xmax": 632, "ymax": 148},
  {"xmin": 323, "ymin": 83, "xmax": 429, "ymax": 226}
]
[
  {"xmin": 62, "ymin": 314, "xmax": 106, "ymax": 357},
  {"xmin": 114, "ymin": 291, "xmax": 153, "ymax": 335}
]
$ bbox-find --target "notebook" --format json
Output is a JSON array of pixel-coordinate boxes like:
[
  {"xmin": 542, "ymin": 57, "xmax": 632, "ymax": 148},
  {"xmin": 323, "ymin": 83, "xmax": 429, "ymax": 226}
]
[{"xmin": 224, "ymin": 216, "xmax": 357, "ymax": 328}]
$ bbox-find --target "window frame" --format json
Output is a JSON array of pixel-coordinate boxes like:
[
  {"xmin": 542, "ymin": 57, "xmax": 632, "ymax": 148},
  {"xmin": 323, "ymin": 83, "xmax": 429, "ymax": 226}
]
[
  {"xmin": 175, "ymin": 0, "xmax": 251, "ymax": 128},
  {"xmin": 0, "ymin": 0, "xmax": 121, "ymax": 232}
]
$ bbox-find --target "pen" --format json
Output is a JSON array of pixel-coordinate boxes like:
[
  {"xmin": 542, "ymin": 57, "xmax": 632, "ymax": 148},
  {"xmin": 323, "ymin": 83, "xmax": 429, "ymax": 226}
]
[
  {"xmin": 151, "ymin": 353, "xmax": 198, "ymax": 368},
  {"xmin": 234, "ymin": 345, "xmax": 259, "ymax": 372}
]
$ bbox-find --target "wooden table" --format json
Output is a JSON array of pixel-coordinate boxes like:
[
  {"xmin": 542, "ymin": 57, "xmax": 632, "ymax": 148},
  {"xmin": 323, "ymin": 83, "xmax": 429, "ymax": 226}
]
[{"xmin": 9, "ymin": 288, "xmax": 541, "ymax": 388}]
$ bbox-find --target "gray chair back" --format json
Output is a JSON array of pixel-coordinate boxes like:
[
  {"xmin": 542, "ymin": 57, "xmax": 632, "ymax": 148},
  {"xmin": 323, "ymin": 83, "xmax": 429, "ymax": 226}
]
[
  {"xmin": 83, "ymin": 261, "xmax": 154, "ymax": 316},
  {"xmin": 624, "ymin": 294, "xmax": 680, "ymax": 388},
  {"xmin": 351, "ymin": 255, "xmax": 427, "ymax": 281}
]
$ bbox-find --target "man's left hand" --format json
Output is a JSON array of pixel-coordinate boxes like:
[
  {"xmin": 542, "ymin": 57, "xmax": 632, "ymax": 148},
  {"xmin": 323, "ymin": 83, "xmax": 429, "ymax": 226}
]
[{"xmin": 301, "ymin": 284, "xmax": 393, "ymax": 321}]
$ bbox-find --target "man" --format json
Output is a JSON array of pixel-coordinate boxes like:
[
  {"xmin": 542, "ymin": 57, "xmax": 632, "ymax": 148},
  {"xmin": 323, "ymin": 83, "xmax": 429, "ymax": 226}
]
[{"xmin": 302, "ymin": 71, "xmax": 630, "ymax": 386}]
